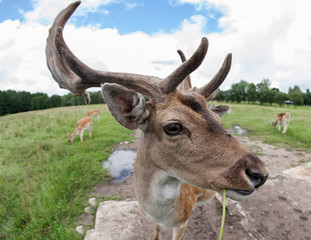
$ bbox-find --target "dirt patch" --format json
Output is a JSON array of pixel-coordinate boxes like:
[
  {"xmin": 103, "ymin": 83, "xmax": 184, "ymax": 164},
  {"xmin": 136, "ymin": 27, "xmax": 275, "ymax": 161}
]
[{"xmin": 81, "ymin": 131, "xmax": 311, "ymax": 240}]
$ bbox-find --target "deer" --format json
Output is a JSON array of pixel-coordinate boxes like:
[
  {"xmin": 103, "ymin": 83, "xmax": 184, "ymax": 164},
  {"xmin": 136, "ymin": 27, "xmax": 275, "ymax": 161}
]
[
  {"xmin": 68, "ymin": 116, "xmax": 92, "ymax": 144},
  {"xmin": 87, "ymin": 109, "xmax": 100, "ymax": 122},
  {"xmin": 46, "ymin": 2, "xmax": 268, "ymax": 239},
  {"xmin": 272, "ymin": 112, "xmax": 290, "ymax": 134}
]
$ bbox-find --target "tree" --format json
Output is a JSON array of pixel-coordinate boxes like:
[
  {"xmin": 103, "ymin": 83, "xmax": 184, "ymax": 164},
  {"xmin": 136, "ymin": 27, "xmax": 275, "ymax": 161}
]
[
  {"xmin": 0, "ymin": 91, "xmax": 7, "ymax": 115},
  {"xmin": 266, "ymin": 89, "xmax": 277, "ymax": 105},
  {"xmin": 214, "ymin": 90, "xmax": 226, "ymax": 102},
  {"xmin": 48, "ymin": 95, "xmax": 62, "ymax": 108},
  {"xmin": 257, "ymin": 78, "xmax": 271, "ymax": 92},
  {"xmin": 289, "ymin": 91, "xmax": 304, "ymax": 106},
  {"xmin": 61, "ymin": 93, "xmax": 76, "ymax": 106},
  {"xmin": 287, "ymin": 85, "xmax": 304, "ymax": 106},
  {"xmin": 230, "ymin": 80, "xmax": 249, "ymax": 103},
  {"xmin": 224, "ymin": 89, "xmax": 234, "ymax": 102},
  {"xmin": 90, "ymin": 91, "xmax": 105, "ymax": 104},
  {"xmin": 274, "ymin": 92, "xmax": 289, "ymax": 106},
  {"xmin": 245, "ymin": 83, "xmax": 257, "ymax": 103},
  {"xmin": 31, "ymin": 92, "xmax": 49, "ymax": 110},
  {"xmin": 18, "ymin": 91, "xmax": 32, "ymax": 112},
  {"xmin": 304, "ymin": 89, "xmax": 311, "ymax": 106},
  {"xmin": 288, "ymin": 85, "xmax": 302, "ymax": 94},
  {"xmin": 257, "ymin": 78, "xmax": 271, "ymax": 105},
  {"xmin": 4, "ymin": 90, "xmax": 19, "ymax": 114}
]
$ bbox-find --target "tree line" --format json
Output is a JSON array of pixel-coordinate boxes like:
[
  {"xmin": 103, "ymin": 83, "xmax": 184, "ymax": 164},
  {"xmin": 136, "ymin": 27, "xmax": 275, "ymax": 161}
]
[
  {"xmin": 1, "ymin": 78, "xmax": 310, "ymax": 116},
  {"xmin": 0, "ymin": 90, "xmax": 104, "ymax": 116},
  {"xmin": 214, "ymin": 78, "xmax": 311, "ymax": 106}
]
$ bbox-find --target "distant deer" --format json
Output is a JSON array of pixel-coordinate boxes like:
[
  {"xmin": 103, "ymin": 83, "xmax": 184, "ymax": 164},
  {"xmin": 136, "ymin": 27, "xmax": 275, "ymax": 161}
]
[
  {"xmin": 272, "ymin": 112, "xmax": 290, "ymax": 134},
  {"xmin": 68, "ymin": 116, "xmax": 92, "ymax": 144},
  {"xmin": 47, "ymin": 2, "xmax": 268, "ymax": 239},
  {"xmin": 227, "ymin": 105, "xmax": 233, "ymax": 115},
  {"xmin": 87, "ymin": 109, "xmax": 100, "ymax": 122}
]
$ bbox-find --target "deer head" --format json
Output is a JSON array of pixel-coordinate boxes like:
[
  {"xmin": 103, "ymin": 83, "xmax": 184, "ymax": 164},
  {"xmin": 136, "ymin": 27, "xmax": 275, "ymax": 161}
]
[{"xmin": 46, "ymin": 1, "xmax": 268, "ymax": 237}]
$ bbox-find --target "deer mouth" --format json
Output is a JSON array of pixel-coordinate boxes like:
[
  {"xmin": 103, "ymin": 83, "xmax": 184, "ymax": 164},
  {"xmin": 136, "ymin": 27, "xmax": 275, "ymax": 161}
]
[
  {"xmin": 225, "ymin": 188, "xmax": 255, "ymax": 200},
  {"xmin": 233, "ymin": 189, "xmax": 254, "ymax": 195}
]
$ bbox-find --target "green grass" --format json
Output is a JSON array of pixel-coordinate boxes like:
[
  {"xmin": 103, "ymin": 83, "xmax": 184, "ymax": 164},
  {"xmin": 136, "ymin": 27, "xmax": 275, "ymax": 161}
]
[
  {"xmin": 1, "ymin": 102, "xmax": 311, "ymax": 239},
  {"xmin": 0, "ymin": 105, "xmax": 133, "ymax": 240},
  {"xmin": 218, "ymin": 102, "xmax": 311, "ymax": 152}
]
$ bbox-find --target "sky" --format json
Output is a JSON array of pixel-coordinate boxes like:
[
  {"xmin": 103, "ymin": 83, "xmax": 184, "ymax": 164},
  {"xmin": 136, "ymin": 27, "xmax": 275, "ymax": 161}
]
[{"xmin": 0, "ymin": 0, "xmax": 311, "ymax": 97}]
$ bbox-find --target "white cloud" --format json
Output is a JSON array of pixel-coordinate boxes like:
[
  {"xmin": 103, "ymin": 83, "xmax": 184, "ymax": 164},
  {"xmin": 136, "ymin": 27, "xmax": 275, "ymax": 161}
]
[
  {"xmin": 0, "ymin": 0, "xmax": 311, "ymax": 97},
  {"xmin": 170, "ymin": 0, "xmax": 311, "ymax": 92}
]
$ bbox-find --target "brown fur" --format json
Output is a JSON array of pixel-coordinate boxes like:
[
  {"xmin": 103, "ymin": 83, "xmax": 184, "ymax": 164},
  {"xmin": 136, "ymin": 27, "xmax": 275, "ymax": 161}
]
[
  {"xmin": 131, "ymin": 91, "xmax": 268, "ymax": 239},
  {"xmin": 68, "ymin": 116, "xmax": 92, "ymax": 144},
  {"xmin": 87, "ymin": 110, "xmax": 100, "ymax": 122},
  {"xmin": 272, "ymin": 112, "xmax": 290, "ymax": 133},
  {"xmin": 46, "ymin": 3, "xmax": 268, "ymax": 239}
]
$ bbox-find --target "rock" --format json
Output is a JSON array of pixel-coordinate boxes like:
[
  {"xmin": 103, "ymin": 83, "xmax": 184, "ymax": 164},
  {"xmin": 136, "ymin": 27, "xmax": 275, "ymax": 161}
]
[
  {"xmin": 84, "ymin": 200, "xmax": 157, "ymax": 240},
  {"xmin": 76, "ymin": 225, "xmax": 84, "ymax": 235},
  {"xmin": 84, "ymin": 206, "xmax": 91, "ymax": 214},
  {"xmin": 282, "ymin": 162, "xmax": 311, "ymax": 182},
  {"xmin": 89, "ymin": 197, "xmax": 97, "ymax": 207}
]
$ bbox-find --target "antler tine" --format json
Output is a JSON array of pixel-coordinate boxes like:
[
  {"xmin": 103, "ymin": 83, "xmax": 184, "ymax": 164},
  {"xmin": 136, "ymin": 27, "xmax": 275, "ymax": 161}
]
[
  {"xmin": 176, "ymin": 50, "xmax": 192, "ymax": 92},
  {"xmin": 46, "ymin": 1, "xmax": 162, "ymax": 102},
  {"xmin": 177, "ymin": 49, "xmax": 187, "ymax": 62},
  {"xmin": 46, "ymin": 1, "xmax": 92, "ymax": 102},
  {"xmin": 196, "ymin": 53, "xmax": 232, "ymax": 98},
  {"xmin": 160, "ymin": 38, "xmax": 208, "ymax": 94}
]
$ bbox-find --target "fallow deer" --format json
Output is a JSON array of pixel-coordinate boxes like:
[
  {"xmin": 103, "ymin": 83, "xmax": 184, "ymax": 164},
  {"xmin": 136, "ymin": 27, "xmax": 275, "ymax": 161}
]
[
  {"xmin": 68, "ymin": 116, "xmax": 92, "ymax": 144},
  {"xmin": 272, "ymin": 112, "xmax": 290, "ymax": 134},
  {"xmin": 87, "ymin": 109, "xmax": 100, "ymax": 122},
  {"xmin": 46, "ymin": 2, "xmax": 268, "ymax": 239}
]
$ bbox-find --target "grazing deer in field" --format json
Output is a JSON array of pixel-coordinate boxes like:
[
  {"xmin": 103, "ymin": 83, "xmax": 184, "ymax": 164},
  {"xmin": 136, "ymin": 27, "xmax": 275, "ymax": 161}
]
[
  {"xmin": 68, "ymin": 116, "xmax": 92, "ymax": 144},
  {"xmin": 87, "ymin": 109, "xmax": 100, "ymax": 122},
  {"xmin": 272, "ymin": 112, "xmax": 290, "ymax": 134},
  {"xmin": 46, "ymin": 2, "xmax": 268, "ymax": 239},
  {"xmin": 227, "ymin": 105, "xmax": 233, "ymax": 115}
]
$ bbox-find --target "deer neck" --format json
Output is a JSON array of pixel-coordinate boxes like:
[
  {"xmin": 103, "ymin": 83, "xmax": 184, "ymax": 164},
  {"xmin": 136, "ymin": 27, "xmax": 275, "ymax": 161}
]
[
  {"xmin": 71, "ymin": 128, "xmax": 80, "ymax": 139},
  {"xmin": 134, "ymin": 135, "xmax": 183, "ymax": 227}
]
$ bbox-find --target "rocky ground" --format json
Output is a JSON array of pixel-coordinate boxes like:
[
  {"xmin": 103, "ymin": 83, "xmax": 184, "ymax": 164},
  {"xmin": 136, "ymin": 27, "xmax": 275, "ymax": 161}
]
[{"xmin": 78, "ymin": 130, "xmax": 311, "ymax": 240}]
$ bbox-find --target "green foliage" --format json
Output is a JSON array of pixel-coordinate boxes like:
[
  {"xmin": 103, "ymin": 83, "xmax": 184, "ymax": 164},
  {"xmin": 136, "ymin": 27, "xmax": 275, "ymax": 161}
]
[
  {"xmin": 0, "ymin": 105, "xmax": 133, "ymax": 239},
  {"xmin": 246, "ymin": 83, "xmax": 257, "ymax": 103},
  {"xmin": 289, "ymin": 90, "xmax": 304, "ymax": 106},
  {"xmin": 31, "ymin": 93, "xmax": 49, "ymax": 110},
  {"xmin": 305, "ymin": 89, "xmax": 311, "ymax": 105},
  {"xmin": 288, "ymin": 85, "xmax": 302, "ymax": 94},
  {"xmin": 0, "ymin": 90, "xmax": 105, "ymax": 116},
  {"xmin": 215, "ymin": 78, "xmax": 309, "ymax": 107},
  {"xmin": 230, "ymin": 80, "xmax": 249, "ymax": 103},
  {"xmin": 274, "ymin": 92, "xmax": 289, "ymax": 106},
  {"xmin": 89, "ymin": 92, "xmax": 105, "ymax": 104}
]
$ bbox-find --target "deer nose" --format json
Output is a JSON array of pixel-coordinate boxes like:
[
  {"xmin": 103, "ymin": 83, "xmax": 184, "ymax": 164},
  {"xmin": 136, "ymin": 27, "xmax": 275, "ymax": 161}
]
[{"xmin": 245, "ymin": 169, "xmax": 268, "ymax": 188}]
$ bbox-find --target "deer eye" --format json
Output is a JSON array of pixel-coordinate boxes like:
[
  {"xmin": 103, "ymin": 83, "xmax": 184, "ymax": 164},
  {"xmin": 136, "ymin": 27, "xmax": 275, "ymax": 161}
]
[{"xmin": 163, "ymin": 123, "xmax": 183, "ymax": 136}]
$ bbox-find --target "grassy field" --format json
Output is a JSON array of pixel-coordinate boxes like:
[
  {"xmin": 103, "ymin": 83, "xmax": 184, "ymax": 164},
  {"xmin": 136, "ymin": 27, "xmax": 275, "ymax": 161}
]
[
  {"xmin": 1, "ymin": 102, "xmax": 310, "ymax": 239},
  {"xmin": 0, "ymin": 104, "xmax": 133, "ymax": 240},
  {"xmin": 218, "ymin": 102, "xmax": 311, "ymax": 153}
]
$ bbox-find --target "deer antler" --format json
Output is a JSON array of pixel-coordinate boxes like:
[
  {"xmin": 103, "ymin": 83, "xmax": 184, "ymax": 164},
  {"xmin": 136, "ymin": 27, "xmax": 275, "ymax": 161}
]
[
  {"xmin": 176, "ymin": 49, "xmax": 192, "ymax": 92},
  {"xmin": 175, "ymin": 49, "xmax": 231, "ymax": 100},
  {"xmin": 46, "ymin": 1, "xmax": 229, "ymax": 103},
  {"xmin": 46, "ymin": 1, "xmax": 162, "ymax": 102},
  {"xmin": 196, "ymin": 53, "xmax": 232, "ymax": 98},
  {"xmin": 46, "ymin": 1, "xmax": 207, "ymax": 103},
  {"xmin": 160, "ymin": 38, "xmax": 208, "ymax": 94}
]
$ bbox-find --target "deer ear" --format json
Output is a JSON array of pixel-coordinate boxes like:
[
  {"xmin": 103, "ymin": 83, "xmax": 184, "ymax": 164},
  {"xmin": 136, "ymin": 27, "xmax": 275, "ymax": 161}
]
[
  {"xmin": 101, "ymin": 83, "xmax": 149, "ymax": 130},
  {"xmin": 209, "ymin": 104, "xmax": 229, "ymax": 117}
]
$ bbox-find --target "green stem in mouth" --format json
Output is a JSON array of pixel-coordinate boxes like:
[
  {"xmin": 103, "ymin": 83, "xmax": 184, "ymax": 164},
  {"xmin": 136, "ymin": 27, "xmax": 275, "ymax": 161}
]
[{"xmin": 218, "ymin": 189, "xmax": 226, "ymax": 240}]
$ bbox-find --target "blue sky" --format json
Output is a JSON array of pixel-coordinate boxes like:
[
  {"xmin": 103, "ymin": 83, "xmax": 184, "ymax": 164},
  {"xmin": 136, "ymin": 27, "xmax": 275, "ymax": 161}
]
[
  {"xmin": 0, "ymin": 0, "xmax": 310, "ymax": 96},
  {"xmin": 0, "ymin": 0, "xmax": 32, "ymax": 22},
  {"xmin": 0, "ymin": 0, "xmax": 222, "ymax": 34}
]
